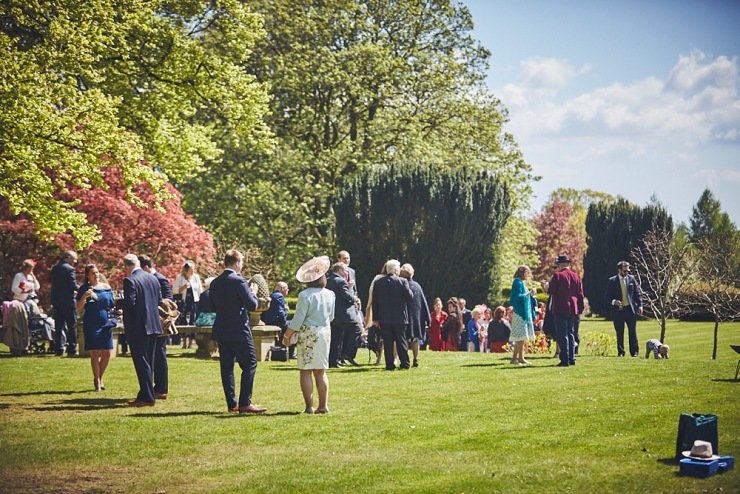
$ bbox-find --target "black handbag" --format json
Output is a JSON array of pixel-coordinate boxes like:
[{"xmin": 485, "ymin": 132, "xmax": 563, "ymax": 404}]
[
  {"xmin": 675, "ymin": 413, "xmax": 718, "ymax": 461},
  {"xmin": 268, "ymin": 346, "xmax": 288, "ymax": 362}
]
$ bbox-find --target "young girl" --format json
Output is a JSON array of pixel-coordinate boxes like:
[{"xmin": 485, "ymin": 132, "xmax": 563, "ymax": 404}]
[{"xmin": 466, "ymin": 308, "xmax": 482, "ymax": 352}]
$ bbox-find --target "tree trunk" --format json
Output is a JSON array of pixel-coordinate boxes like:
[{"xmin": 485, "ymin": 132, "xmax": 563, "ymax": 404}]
[
  {"xmin": 712, "ymin": 317, "xmax": 719, "ymax": 360},
  {"xmin": 659, "ymin": 317, "xmax": 666, "ymax": 343}
]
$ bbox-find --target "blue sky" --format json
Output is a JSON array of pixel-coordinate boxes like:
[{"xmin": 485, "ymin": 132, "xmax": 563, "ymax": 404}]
[{"xmin": 463, "ymin": 0, "xmax": 740, "ymax": 225}]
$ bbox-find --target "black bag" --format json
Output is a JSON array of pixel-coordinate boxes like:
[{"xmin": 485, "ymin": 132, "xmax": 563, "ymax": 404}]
[
  {"xmin": 675, "ymin": 413, "xmax": 718, "ymax": 461},
  {"xmin": 366, "ymin": 326, "xmax": 381, "ymax": 353},
  {"xmin": 268, "ymin": 346, "xmax": 288, "ymax": 362}
]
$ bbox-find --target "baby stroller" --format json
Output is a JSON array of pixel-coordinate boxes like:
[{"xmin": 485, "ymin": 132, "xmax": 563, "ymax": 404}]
[{"xmin": 26, "ymin": 300, "xmax": 56, "ymax": 354}]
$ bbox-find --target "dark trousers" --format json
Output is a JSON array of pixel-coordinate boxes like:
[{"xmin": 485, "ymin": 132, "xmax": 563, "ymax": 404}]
[
  {"xmin": 153, "ymin": 336, "xmax": 168, "ymax": 395},
  {"xmin": 329, "ymin": 321, "xmax": 351, "ymax": 367},
  {"xmin": 127, "ymin": 333, "xmax": 157, "ymax": 403},
  {"xmin": 53, "ymin": 306, "xmax": 77, "ymax": 355},
  {"xmin": 217, "ymin": 337, "xmax": 257, "ymax": 409},
  {"xmin": 342, "ymin": 320, "xmax": 362, "ymax": 360},
  {"xmin": 613, "ymin": 308, "xmax": 639, "ymax": 356},
  {"xmin": 381, "ymin": 323, "xmax": 410, "ymax": 370},
  {"xmin": 555, "ymin": 314, "xmax": 577, "ymax": 365}
]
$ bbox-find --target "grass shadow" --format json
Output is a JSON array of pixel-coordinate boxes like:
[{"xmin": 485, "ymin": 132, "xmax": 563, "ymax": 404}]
[
  {"xmin": 166, "ymin": 353, "xmax": 219, "ymax": 361},
  {"xmin": 461, "ymin": 362, "xmax": 506, "ymax": 368},
  {"xmin": 214, "ymin": 410, "xmax": 302, "ymax": 419},
  {"xmin": 710, "ymin": 378, "xmax": 740, "ymax": 383},
  {"xmin": 31, "ymin": 397, "xmax": 129, "ymax": 411},
  {"xmin": 0, "ymin": 390, "xmax": 89, "ymax": 397},
  {"xmin": 130, "ymin": 410, "xmax": 225, "ymax": 418}
]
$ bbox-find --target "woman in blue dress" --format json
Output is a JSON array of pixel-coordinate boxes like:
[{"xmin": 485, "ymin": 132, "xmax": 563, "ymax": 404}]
[
  {"xmin": 76, "ymin": 264, "xmax": 115, "ymax": 391},
  {"xmin": 509, "ymin": 265, "xmax": 536, "ymax": 366}
]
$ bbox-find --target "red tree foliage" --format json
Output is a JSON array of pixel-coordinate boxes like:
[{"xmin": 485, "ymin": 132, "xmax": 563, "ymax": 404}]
[
  {"xmin": 1, "ymin": 168, "xmax": 216, "ymax": 308},
  {"xmin": 532, "ymin": 199, "xmax": 586, "ymax": 280}
]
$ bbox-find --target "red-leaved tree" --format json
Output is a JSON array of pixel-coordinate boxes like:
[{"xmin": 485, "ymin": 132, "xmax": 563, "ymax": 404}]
[
  {"xmin": 532, "ymin": 199, "xmax": 586, "ymax": 281},
  {"xmin": 1, "ymin": 168, "xmax": 217, "ymax": 308}
]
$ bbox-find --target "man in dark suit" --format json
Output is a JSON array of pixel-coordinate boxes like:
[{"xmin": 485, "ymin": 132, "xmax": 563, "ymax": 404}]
[
  {"xmin": 326, "ymin": 262, "xmax": 361, "ymax": 367},
  {"xmin": 209, "ymin": 249, "xmax": 266, "ymax": 414},
  {"xmin": 139, "ymin": 255, "xmax": 172, "ymax": 400},
  {"xmin": 261, "ymin": 281, "xmax": 291, "ymax": 357},
  {"xmin": 371, "ymin": 259, "xmax": 414, "ymax": 370},
  {"xmin": 121, "ymin": 254, "xmax": 162, "ymax": 406},
  {"xmin": 606, "ymin": 261, "xmax": 643, "ymax": 357},
  {"xmin": 50, "ymin": 250, "xmax": 80, "ymax": 356},
  {"xmin": 546, "ymin": 254, "xmax": 584, "ymax": 367}
]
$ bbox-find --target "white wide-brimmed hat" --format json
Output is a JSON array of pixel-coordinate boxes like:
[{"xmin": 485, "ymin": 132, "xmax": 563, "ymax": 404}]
[
  {"xmin": 295, "ymin": 256, "xmax": 330, "ymax": 284},
  {"xmin": 682, "ymin": 440, "xmax": 720, "ymax": 461}
]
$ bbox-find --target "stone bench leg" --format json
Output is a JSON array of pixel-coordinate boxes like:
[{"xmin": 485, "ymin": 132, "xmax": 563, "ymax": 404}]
[{"xmin": 194, "ymin": 333, "xmax": 218, "ymax": 358}]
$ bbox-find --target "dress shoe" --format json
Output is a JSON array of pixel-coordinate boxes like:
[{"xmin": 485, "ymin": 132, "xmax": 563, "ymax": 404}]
[
  {"xmin": 343, "ymin": 358, "xmax": 360, "ymax": 367},
  {"xmin": 228, "ymin": 405, "xmax": 239, "ymax": 413},
  {"xmin": 155, "ymin": 392, "xmax": 168, "ymax": 400},
  {"xmin": 127, "ymin": 399, "xmax": 155, "ymax": 407},
  {"xmin": 239, "ymin": 404, "xmax": 267, "ymax": 414},
  {"xmin": 556, "ymin": 362, "xmax": 569, "ymax": 367},
  {"xmin": 413, "ymin": 359, "xmax": 419, "ymax": 367}
]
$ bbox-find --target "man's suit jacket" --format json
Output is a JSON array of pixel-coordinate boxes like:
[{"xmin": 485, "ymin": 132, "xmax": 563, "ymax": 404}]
[
  {"xmin": 261, "ymin": 290, "xmax": 288, "ymax": 329},
  {"xmin": 209, "ymin": 269, "xmax": 258, "ymax": 342},
  {"xmin": 547, "ymin": 268, "xmax": 584, "ymax": 316},
  {"xmin": 371, "ymin": 274, "xmax": 413, "ymax": 325},
  {"xmin": 122, "ymin": 268, "xmax": 163, "ymax": 337},
  {"xmin": 153, "ymin": 270, "xmax": 173, "ymax": 300},
  {"xmin": 406, "ymin": 278, "xmax": 431, "ymax": 338},
  {"xmin": 50, "ymin": 260, "xmax": 79, "ymax": 309},
  {"xmin": 326, "ymin": 272, "xmax": 358, "ymax": 324},
  {"xmin": 606, "ymin": 274, "xmax": 642, "ymax": 314}
]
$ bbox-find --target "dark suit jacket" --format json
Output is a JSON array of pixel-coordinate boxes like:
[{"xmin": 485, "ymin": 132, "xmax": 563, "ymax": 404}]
[
  {"xmin": 50, "ymin": 260, "xmax": 79, "ymax": 309},
  {"xmin": 122, "ymin": 268, "xmax": 163, "ymax": 337},
  {"xmin": 371, "ymin": 274, "xmax": 413, "ymax": 325},
  {"xmin": 606, "ymin": 274, "xmax": 642, "ymax": 314},
  {"xmin": 406, "ymin": 278, "xmax": 431, "ymax": 339},
  {"xmin": 326, "ymin": 272, "xmax": 358, "ymax": 324},
  {"xmin": 209, "ymin": 269, "xmax": 258, "ymax": 342},
  {"xmin": 153, "ymin": 270, "xmax": 173, "ymax": 300},
  {"xmin": 547, "ymin": 268, "xmax": 584, "ymax": 316},
  {"xmin": 261, "ymin": 290, "xmax": 287, "ymax": 329}
]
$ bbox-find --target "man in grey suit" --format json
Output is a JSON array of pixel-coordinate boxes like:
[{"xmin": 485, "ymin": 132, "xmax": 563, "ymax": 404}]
[
  {"xmin": 209, "ymin": 249, "xmax": 266, "ymax": 414},
  {"xmin": 371, "ymin": 259, "xmax": 413, "ymax": 370},
  {"xmin": 606, "ymin": 260, "xmax": 643, "ymax": 357},
  {"xmin": 326, "ymin": 262, "xmax": 361, "ymax": 367},
  {"xmin": 121, "ymin": 254, "xmax": 162, "ymax": 406}
]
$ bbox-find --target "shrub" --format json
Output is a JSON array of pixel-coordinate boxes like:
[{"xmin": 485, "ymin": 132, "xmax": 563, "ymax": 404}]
[{"xmin": 581, "ymin": 331, "xmax": 616, "ymax": 357}]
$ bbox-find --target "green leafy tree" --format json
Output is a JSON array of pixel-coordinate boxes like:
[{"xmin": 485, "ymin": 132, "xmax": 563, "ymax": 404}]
[
  {"xmin": 180, "ymin": 0, "xmax": 536, "ymax": 278},
  {"xmin": 583, "ymin": 199, "xmax": 673, "ymax": 316},
  {"xmin": 688, "ymin": 189, "xmax": 739, "ymax": 281},
  {"xmin": 493, "ymin": 215, "xmax": 539, "ymax": 300},
  {"xmin": 334, "ymin": 165, "xmax": 511, "ymax": 305},
  {"xmin": 0, "ymin": 0, "xmax": 272, "ymax": 248}
]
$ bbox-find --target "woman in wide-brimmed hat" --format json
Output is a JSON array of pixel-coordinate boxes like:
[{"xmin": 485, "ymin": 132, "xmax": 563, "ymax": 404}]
[{"xmin": 283, "ymin": 256, "xmax": 336, "ymax": 414}]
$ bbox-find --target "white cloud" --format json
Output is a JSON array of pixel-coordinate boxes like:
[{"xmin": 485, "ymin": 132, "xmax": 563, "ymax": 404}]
[{"xmin": 499, "ymin": 50, "xmax": 740, "ymax": 148}]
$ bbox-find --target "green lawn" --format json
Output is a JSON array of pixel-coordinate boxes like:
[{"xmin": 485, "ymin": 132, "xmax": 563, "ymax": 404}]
[{"xmin": 1, "ymin": 319, "xmax": 738, "ymax": 493}]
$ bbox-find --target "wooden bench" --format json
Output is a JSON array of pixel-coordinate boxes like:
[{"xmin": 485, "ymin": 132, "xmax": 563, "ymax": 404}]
[{"xmin": 77, "ymin": 323, "xmax": 281, "ymax": 361}]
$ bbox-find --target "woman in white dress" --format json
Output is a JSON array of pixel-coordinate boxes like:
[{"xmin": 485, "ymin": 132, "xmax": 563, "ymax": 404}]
[{"xmin": 283, "ymin": 256, "xmax": 335, "ymax": 414}]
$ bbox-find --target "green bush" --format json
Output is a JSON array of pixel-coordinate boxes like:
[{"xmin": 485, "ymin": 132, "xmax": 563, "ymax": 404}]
[{"xmin": 581, "ymin": 331, "xmax": 616, "ymax": 356}]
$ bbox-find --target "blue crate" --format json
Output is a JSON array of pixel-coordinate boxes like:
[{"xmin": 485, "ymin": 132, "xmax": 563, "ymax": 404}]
[
  {"xmin": 718, "ymin": 456, "xmax": 735, "ymax": 473},
  {"xmin": 680, "ymin": 458, "xmax": 720, "ymax": 478}
]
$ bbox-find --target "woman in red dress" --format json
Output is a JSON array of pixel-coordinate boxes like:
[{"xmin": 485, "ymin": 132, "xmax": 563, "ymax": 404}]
[
  {"xmin": 427, "ymin": 297, "xmax": 447, "ymax": 351},
  {"xmin": 442, "ymin": 297, "xmax": 463, "ymax": 351}
]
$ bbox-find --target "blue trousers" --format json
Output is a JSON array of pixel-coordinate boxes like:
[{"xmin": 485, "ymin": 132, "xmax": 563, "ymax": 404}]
[
  {"xmin": 53, "ymin": 306, "xmax": 77, "ymax": 355},
  {"xmin": 217, "ymin": 337, "xmax": 257, "ymax": 409},
  {"xmin": 555, "ymin": 314, "xmax": 577, "ymax": 365},
  {"xmin": 153, "ymin": 336, "xmax": 168, "ymax": 395},
  {"xmin": 127, "ymin": 333, "xmax": 157, "ymax": 403}
]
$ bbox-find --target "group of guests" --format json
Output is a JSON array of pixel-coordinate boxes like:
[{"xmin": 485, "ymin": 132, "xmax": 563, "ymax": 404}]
[{"xmin": 2, "ymin": 245, "xmax": 658, "ymax": 415}]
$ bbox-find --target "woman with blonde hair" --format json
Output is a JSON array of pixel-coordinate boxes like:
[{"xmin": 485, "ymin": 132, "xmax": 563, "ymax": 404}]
[{"xmin": 509, "ymin": 265, "xmax": 536, "ymax": 365}]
